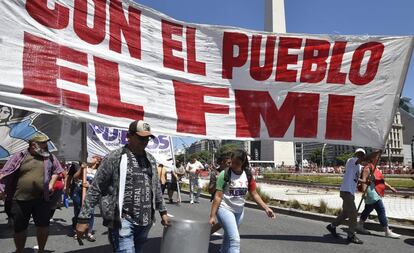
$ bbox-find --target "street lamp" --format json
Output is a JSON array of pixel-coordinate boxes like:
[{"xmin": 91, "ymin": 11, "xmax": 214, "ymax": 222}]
[
  {"xmin": 387, "ymin": 142, "xmax": 391, "ymax": 171},
  {"xmin": 301, "ymin": 142, "xmax": 304, "ymax": 173},
  {"xmin": 321, "ymin": 143, "xmax": 327, "ymax": 171}
]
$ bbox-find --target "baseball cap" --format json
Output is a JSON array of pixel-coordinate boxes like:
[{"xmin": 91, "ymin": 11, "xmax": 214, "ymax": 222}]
[
  {"xmin": 354, "ymin": 148, "xmax": 366, "ymax": 155},
  {"xmin": 29, "ymin": 133, "xmax": 50, "ymax": 143},
  {"xmin": 128, "ymin": 120, "xmax": 155, "ymax": 138}
]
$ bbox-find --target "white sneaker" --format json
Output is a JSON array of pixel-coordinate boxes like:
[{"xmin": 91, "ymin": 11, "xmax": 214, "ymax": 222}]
[
  {"xmin": 356, "ymin": 223, "xmax": 370, "ymax": 234},
  {"xmin": 190, "ymin": 200, "xmax": 194, "ymax": 204},
  {"xmin": 385, "ymin": 229, "xmax": 401, "ymax": 239}
]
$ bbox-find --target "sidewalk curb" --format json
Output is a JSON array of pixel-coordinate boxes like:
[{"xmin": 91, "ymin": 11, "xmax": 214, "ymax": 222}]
[{"xmin": 180, "ymin": 190, "xmax": 414, "ymax": 237}]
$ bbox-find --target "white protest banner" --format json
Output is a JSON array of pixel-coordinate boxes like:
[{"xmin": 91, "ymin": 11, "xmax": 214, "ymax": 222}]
[
  {"xmin": 0, "ymin": 103, "xmax": 85, "ymax": 160},
  {"xmin": 87, "ymin": 123, "xmax": 174, "ymax": 168},
  {"xmin": 0, "ymin": 1, "xmax": 413, "ymax": 148}
]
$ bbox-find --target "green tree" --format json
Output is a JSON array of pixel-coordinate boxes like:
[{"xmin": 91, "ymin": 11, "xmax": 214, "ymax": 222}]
[
  {"xmin": 215, "ymin": 143, "xmax": 241, "ymax": 160},
  {"xmin": 196, "ymin": 150, "xmax": 211, "ymax": 164},
  {"xmin": 310, "ymin": 148, "xmax": 328, "ymax": 167},
  {"xmin": 310, "ymin": 149, "xmax": 322, "ymax": 166},
  {"xmin": 335, "ymin": 152, "xmax": 354, "ymax": 166},
  {"xmin": 175, "ymin": 154, "xmax": 185, "ymax": 164}
]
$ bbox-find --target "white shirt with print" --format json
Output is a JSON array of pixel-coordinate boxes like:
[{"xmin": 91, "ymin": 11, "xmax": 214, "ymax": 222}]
[
  {"xmin": 340, "ymin": 157, "xmax": 362, "ymax": 195},
  {"xmin": 220, "ymin": 171, "xmax": 249, "ymax": 214}
]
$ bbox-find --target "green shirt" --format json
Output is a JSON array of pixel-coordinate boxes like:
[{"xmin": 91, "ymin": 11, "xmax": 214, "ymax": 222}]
[{"xmin": 13, "ymin": 153, "xmax": 45, "ymax": 200}]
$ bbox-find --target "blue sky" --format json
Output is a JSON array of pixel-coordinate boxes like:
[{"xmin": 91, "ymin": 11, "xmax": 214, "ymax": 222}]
[{"xmin": 134, "ymin": 0, "xmax": 414, "ymax": 148}]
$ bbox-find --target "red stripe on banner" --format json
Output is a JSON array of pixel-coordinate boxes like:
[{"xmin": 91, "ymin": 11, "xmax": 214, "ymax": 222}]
[
  {"xmin": 26, "ymin": 0, "xmax": 69, "ymax": 29},
  {"xmin": 73, "ymin": 0, "xmax": 107, "ymax": 45},
  {"xmin": 174, "ymin": 80, "xmax": 229, "ymax": 135},
  {"xmin": 109, "ymin": 0, "xmax": 142, "ymax": 59},
  {"xmin": 325, "ymin": 94, "xmax": 355, "ymax": 140},
  {"xmin": 94, "ymin": 56, "xmax": 144, "ymax": 120},
  {"xmin": 235, "ymin": 91, "xmax": 319, "ymax": 138}
]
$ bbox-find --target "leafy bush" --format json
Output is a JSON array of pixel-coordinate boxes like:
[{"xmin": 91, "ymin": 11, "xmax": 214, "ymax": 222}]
[{"xmin": 318, "ymin": 200, "xmax": 328, "ymax": 213}]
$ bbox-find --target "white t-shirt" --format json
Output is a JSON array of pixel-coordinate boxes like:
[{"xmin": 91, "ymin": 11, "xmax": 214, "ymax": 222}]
[
  {"xmin": 217, "ymin": 170, "xmax": 250, "ymax": 213},
  {"xmin": 186, "ymin": 160, "xmax": 203, "ymax": 178},
  {"xmin": 340, "ymin": 157, "xmax": 362, "ymax": 195}
]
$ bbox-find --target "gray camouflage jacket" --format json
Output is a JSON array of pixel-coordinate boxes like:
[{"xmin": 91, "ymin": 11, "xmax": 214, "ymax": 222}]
[{"xmin": 78, "ymin": 147, "xmax": 167, "ymax": 229}]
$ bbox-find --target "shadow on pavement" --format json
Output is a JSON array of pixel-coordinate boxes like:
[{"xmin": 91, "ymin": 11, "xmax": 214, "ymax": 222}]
[
  {"xmin": 64, "ymin": 245, "xmax": 112, "ymax": 253},
  {"xmin": 208, "ymin": 242, "xmax": 221, "ymax": 253},
  {"xmin": 21, "ymin": 249, "xmax": 54, "ymax": 253},
  {"xmin": 0, "ymin": 221, "xmax": 73, "ymax": 239},
  {"xmin": 240, "ymin": 234, "xmax": 349, "ymax": 245},
  {"xmin": 404, "ymin": 238, "xmax": 414, "ymax": 246}
]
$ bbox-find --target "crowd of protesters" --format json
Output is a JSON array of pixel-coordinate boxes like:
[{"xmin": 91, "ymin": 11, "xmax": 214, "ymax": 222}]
[{"xmin": 0, "ymin": 120, "xmax": 411, "ymax": 253}]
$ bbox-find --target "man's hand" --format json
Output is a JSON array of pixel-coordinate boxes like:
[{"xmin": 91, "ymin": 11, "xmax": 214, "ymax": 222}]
[
  {"xmin": 76, "ymin": 223, "xmax": 89, "ymax": 239},
  {"xmin": 0, "ymin": 191, "xmax": 4, "ymax": 200},
  {"xmin": 208, "ymin": 216, "xmax": 216, "ymax": 225},
  {"xmin": 160, "ymin": 213, "xmax": 170, "ymax": 227}
]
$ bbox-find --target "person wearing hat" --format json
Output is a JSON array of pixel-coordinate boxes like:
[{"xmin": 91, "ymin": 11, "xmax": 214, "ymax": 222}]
[
  {"xmin": 326, "ymin": 148, "xmax": 366, "ymax": 244},
  {"xmin": 76, "ymin": 120, "xmax": 169, "ymax": 253},
  {"xmin": 0, "ymin": 133, "xmax": 63, "ymax": 253}
]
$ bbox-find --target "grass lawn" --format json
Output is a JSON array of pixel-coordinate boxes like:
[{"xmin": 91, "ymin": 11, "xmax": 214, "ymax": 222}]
[{"xmin": 263, "ymin": 173, "xmax": 414, "ymax": 189}]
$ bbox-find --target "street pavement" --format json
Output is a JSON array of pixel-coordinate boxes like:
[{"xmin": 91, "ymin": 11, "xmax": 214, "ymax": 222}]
[{"xmin": 1, "ymin": 193, "xmax": 413, "ymax": 253}]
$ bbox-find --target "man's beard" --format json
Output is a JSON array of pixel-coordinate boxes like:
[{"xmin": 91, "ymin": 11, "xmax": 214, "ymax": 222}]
[{"xmin": 33, "ymin": 143, "xmax": 50, "ymax": 158}]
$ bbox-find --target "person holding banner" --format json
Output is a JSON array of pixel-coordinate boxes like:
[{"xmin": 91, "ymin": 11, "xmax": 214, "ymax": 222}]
[
  {"xmin": 356, "ymin": 152, "xmax": 401, "ymax": 238},
  {"xmin": 326, "ymin": 148, "xmax": 366, "ymax": 244},
  {"xmin": 186, "ymin": 155, "xmax": 204, "ymax": 204},
  {"xmin": 76, "ymin": 120, "xmax": 169, "ymax": 253},
  {"xmin": 209, "ymin": 149, "xmax": 275, "ymax": 253},
  {"xmin": 0, "ymin": 134, "xmax": 63, "ymax": 253}
]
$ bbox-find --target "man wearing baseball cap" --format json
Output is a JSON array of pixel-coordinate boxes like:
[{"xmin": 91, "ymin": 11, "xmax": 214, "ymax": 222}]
[
  {"xmin": 76, "ymin": 120, "xmax": 169, "ymax": 253},
  {"xmin": 326, "ymin": 148, "xmax": 366, "ymax": 244},
  {"xmin": 0, "ymin": 133, "xmax": 63, "ymax": 253}
]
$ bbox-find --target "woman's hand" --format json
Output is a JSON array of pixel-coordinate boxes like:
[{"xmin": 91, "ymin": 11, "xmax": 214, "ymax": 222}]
[{"xmin": 265, "ymin": 207, "xmax": 276, "ymax": 219}]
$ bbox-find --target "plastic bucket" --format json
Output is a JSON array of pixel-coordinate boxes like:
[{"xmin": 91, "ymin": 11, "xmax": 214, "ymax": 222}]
[{"xmin": 160, "ymin": 218, "xmax": 211, "ymax": 253}]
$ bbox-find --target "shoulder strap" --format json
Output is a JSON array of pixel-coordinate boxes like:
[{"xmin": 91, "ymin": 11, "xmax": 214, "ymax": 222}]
[{"xmin": 224, "ymin": 167, "xmax": 231, "ymax": 182}]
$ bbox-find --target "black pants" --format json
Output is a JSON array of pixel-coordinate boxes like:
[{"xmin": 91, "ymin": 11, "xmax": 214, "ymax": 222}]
[{"xmin": 5, "ymin": 199, "xmax": 12, "ymax": 218}]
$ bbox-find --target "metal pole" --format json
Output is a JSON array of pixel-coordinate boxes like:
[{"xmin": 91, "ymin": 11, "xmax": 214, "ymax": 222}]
[
  {"xmin": 321, "ymin": 143, "xmax": 327, "ymax": 171},
  {"xmin": 169, "ymin": 137, "xmax": 181, "ymax": 203},
  {"xmin": 301, "ymin": 143, "xmax": 304, "ymax": 173},
  {"xmin": 411, "ymin": 136, "xmax": 414, "ymax": 170},
  {"xmin": 388, "ymin": 143, "xmax": 391, "ymax": 171}
]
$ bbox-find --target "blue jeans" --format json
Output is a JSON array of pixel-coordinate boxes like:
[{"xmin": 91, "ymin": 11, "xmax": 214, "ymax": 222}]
[
  {"xmin": 189, "ymin": 177, "xmax": 201, "ymax": 202},
  {"xmin": 217, "ymin": 207, "xmax": 244, "ymax": 253},
  {"xmin": 109, "ymin": 218, "xmax": 151, "ymax": 253},
  {"xmin": 360, "ymin": 199, "xmax": 388, "ymax": 227}
]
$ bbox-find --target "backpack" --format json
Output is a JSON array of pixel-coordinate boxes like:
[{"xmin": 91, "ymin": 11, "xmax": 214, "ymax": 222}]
[{"xmin": 209, "ymin": 167, "xmax": 254, "ymax": 201}]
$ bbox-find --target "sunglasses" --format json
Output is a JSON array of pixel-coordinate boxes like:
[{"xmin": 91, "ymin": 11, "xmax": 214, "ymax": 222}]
[{"xmin": 137, "ymin": 135, "xmax": 152, "ymax": 141}]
